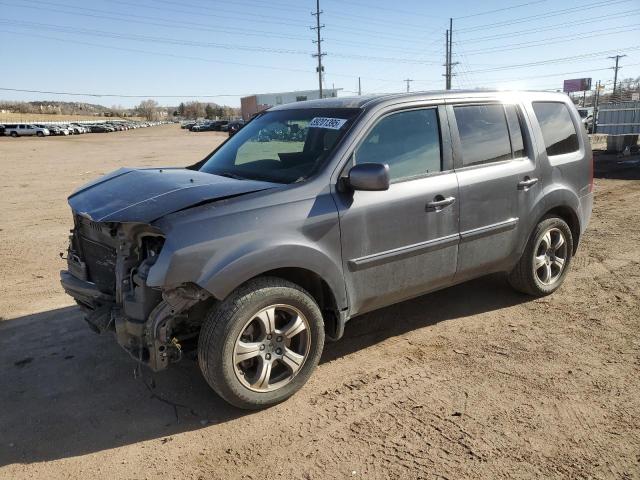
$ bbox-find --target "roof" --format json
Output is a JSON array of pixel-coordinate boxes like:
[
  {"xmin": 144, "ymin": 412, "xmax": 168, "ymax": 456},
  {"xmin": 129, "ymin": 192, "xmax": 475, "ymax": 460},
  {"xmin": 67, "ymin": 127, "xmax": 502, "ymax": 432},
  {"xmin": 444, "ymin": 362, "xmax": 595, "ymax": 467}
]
[{"xmin": 268, "ymin": 89, "xmax": 569, "ymax": 112}]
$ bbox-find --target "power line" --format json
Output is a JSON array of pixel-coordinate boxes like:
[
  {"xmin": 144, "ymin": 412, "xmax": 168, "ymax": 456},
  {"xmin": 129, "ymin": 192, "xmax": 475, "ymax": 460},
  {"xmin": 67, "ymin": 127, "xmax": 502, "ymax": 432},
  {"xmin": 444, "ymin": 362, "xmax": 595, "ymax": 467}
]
[
  {"xmin": 459, "ymin": 25, "xmax": 640, "ymax": 55},
  {"xmin": 0, "ymin": 28, "xmax": 322, "ymax": 75},
  {"xmin": 0, "ymin": 19, "xmax": 443, "ymax": 65},
  {"xmin": 322, "ymin": 0, "xmax": 445, "ymax": 20},
  {"xmin": 456, "ymin": 0, "xmax": 632, "ymax": 32},
  {"xmin": 0, "ymin": 19, "xmax": 310, "ymax": 55},
  {"xmin": 454, "ymin": 0, "xmax": 547, "ymax": 19},
  {"xmin": 1, "ymin": 0, "xmax": 446, "ymax": 53},
  {"xmin": 463, "ymin": 63, "xmax": 640, "ymax": 86},
  {"xmin": 461, "ymin": 45, "xmax": 640, "ymax": 74},
  {"xmin": 105, "ymin": 0, "xmax": 307, "ymax": 30},
  {"xmin": 457, "ymin": 8, "xmax": 640, "ymax": 42},
  {"xmin": 0, "ymin": 0, "xmax": 310, "ymax": 42},
  {"xmin": 107, "ymin": 0, "xmax": 438, "ymax": 44},
  {"xmin": 0, "ymin": 87, "xmax": 245, "ymax": 98}
]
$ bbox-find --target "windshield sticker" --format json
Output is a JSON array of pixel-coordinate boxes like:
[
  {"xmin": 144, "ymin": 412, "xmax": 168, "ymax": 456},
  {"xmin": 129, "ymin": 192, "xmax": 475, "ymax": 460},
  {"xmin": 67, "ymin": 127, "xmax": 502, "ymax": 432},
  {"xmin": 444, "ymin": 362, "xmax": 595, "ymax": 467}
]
[{"xmin": 309, "ymin": 117, "xmax": 348, "ymax": 130}]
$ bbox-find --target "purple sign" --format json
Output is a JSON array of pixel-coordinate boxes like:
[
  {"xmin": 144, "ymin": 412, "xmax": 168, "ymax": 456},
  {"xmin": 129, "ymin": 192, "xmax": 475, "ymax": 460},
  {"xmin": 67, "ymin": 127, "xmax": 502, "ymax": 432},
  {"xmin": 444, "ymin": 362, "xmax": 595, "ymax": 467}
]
[{"xmin": 563, "ymin": 78, "xmax": 592, "ymax": 93}]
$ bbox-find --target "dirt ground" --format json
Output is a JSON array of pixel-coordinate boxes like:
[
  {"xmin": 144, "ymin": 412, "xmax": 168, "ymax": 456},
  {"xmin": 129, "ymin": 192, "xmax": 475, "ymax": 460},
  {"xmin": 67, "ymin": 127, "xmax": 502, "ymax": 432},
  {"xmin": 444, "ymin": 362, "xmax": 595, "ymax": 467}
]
[{"xmin": 0, "ymin": 126, "xmax": 638, "ymax": 479}]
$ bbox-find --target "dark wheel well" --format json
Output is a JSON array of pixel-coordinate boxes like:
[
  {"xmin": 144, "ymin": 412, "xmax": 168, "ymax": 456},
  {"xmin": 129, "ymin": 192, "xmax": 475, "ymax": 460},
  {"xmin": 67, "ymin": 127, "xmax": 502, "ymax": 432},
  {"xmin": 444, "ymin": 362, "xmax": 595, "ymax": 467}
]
[
  {"xmin": 544, "ymin": 206, "xmax": 581, "ymax": 254},
  {"xmin": 253, "ymin": 268, "xmax": 341, "ymax": 339}
]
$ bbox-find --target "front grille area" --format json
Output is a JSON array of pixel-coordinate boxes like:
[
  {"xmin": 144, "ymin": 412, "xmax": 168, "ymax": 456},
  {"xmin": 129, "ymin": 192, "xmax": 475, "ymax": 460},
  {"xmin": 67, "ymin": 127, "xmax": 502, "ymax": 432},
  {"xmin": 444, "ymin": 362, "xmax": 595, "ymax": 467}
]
[{"xmin": 78, "ymin": 235, "xmax": 117, "ymax": 295}]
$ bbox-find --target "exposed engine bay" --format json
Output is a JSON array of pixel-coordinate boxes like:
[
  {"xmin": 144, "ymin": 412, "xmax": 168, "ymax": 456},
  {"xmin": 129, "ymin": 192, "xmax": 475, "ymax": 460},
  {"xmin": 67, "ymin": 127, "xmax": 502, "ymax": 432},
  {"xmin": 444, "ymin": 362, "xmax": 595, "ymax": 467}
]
[{"xmin": 60, "ymin": 214, "xmax": 212, "ymax": 371}]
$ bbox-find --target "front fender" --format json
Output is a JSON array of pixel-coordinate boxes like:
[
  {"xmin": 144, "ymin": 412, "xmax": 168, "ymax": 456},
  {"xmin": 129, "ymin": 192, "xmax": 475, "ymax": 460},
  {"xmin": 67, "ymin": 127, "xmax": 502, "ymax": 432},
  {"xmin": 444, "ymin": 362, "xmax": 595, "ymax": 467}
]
[
  {"xmin": 198, "ymin": 243, "xmax": 348, "ymax": 309},
  {"xmin": 145, "ymin": 188, "xmax": 347, "ymax": 310}
]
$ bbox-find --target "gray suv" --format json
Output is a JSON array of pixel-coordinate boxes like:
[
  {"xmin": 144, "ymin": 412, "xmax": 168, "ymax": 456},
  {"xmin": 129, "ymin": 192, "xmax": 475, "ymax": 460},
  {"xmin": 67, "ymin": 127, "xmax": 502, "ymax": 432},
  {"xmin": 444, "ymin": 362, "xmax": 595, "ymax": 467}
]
[{"xmin": 61, "ymin": 91, "xmax": 593, "ymax": 409}]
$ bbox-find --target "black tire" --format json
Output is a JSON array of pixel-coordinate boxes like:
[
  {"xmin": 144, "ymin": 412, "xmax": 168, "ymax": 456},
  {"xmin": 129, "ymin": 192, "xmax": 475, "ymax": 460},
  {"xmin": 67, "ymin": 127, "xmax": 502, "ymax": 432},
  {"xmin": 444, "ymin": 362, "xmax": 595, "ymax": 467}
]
[
  {"xmin": 36, "ymin": 131, "xmax": 44, "ymax": 137},
  {"xmin": 508, "ymin": 216, "xmax": 573, "ymax": 296},
  {"xmin": 10, "ymin": 131, "xmax": 18, "ymax": 137},
  {"xmin": 198, "ymin": 276, "xmax": 325, "ymax": 409}
]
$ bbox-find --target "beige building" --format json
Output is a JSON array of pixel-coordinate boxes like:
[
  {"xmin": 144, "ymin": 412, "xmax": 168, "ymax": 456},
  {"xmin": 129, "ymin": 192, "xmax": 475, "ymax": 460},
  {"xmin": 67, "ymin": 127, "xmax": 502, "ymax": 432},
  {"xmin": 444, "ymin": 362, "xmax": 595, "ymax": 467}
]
[{"xmin": 240, "ymin": 88, "xmax": 340, "ymax": 121}]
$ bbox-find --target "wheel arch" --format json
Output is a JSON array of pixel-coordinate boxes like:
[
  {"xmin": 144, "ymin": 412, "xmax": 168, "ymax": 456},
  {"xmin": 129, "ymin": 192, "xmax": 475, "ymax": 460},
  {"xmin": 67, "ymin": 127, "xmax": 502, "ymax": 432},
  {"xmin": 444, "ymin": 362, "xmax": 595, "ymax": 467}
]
[
  {"xmin": 527, "ymin": 186, "xmax": 582, "ymax": 255},
  {"xmin": 196, "ymin": 244, "xmax": 348, "ymax": 339},
  {"xmin": 543, "ymin": 205, "xmax": 581, "ymax": 254}
]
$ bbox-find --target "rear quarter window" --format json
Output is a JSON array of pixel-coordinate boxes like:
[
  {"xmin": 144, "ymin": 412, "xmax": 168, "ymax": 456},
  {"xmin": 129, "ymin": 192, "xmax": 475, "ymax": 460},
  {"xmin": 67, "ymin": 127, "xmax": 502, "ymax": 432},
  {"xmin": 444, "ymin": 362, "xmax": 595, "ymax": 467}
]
[{"xmin": 532, "ymin": 102, "xmax": 579, "ymax": 156}]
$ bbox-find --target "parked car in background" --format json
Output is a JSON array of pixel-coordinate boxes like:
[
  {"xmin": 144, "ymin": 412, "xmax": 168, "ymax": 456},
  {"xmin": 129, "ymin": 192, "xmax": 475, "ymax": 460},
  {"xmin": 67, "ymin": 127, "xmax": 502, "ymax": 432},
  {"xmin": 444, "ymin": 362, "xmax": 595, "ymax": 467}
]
[
  {"xmin": 87, "ymin": 124, "xmax": 111, "ymax": 133},
  {"xmin": 5, "ymin": 124, "xmax": 50, "ymax": 137},
  {"xmin": 36, "ymin": 124, "xmax": 69, "ymax": 136},
  {"xmin": 65, "ymin": 124, "xmax": 85, "ymax": 134},
  {"xmin": 191, "ymin": 122, "xmax": 215, "ymax": 132},
  {"xmin": 227, "ymin": 120, "xmax": 245, "ymax": 137},
  {"xmin": 0, "ymin": 124, "xmax": 5, "ymax": 136},
  {"xmin": 213, "ymin": 120, "xmax": 229, "ymax": 131},
  {"xmin": 71, "ymin": 123, "xmax": 89, "ymax": 134},
  {"xmin": 577, "ymin": 107, "xmax": 594, "ymax": 133}
]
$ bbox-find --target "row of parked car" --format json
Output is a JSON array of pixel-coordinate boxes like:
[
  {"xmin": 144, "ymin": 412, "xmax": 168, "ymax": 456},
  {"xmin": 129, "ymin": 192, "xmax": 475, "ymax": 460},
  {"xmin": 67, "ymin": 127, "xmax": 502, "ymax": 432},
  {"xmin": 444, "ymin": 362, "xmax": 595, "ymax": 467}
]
[
  {"xmin": 0, "ymin": 120, "xmax": 170, "ymax": 137},
  {"xmin": 181, "ymin": 119, "xmax": 245, "ymax": 136}
]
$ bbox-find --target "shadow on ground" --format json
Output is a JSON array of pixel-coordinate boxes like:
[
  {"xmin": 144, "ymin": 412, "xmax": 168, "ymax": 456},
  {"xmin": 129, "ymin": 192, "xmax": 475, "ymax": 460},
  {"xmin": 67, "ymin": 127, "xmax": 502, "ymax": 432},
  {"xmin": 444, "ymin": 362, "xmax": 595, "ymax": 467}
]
[
  {"xmin": 0, "ymin": 273, "xmax": 527, "ymax": 466},
  {"xmin": 594, "ymin": 150, "xmax": 640, "ymax": 180}
]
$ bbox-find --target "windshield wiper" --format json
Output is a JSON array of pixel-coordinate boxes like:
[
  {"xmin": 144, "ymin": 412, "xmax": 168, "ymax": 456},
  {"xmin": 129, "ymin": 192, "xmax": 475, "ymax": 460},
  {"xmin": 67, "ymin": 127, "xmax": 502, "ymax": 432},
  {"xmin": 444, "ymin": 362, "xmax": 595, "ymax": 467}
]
[{"xmin": 216, "ymin": 171, "xmax": 246, "ymax": 180}]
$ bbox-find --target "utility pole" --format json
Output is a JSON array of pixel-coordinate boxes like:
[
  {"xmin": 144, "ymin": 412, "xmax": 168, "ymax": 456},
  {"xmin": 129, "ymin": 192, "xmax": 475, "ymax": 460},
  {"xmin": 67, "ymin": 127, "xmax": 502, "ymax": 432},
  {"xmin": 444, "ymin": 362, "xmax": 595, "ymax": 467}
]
[
  {"xmin": 358, "ymin": 77, "xmax": 361, "ymax": 96},
  {"xmin": 444, "ymin": 29, "xmax": 450, "ymax": 89},
  {"xmin": 593, "ymin": 80, "xmax": 601, "ymax": 134},
  {"xmin": 608, "ymin": 54, "xmax": 626, "ymax": 97},
  {"xmin": 311, "ymin": 0, "xmax": 326, "ymax": 99},
  {"xmin": 448, "ymin": 18, "xmax": 453, "ymax": 90},
  {"xmin": 404, "ymin": 79, "xmax": 413, "ymax": 92},
  {"xmin": 444, "ymin": 19, "xmax": 457, "ymax": 90}
]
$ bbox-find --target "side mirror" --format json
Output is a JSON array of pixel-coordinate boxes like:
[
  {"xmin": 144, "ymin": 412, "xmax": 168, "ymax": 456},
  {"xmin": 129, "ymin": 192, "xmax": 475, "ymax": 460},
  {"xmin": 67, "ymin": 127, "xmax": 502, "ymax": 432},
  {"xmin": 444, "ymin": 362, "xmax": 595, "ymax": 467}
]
[{"xmin": 347, "ymin": 163, "xmax": 390, "ymax": 191}]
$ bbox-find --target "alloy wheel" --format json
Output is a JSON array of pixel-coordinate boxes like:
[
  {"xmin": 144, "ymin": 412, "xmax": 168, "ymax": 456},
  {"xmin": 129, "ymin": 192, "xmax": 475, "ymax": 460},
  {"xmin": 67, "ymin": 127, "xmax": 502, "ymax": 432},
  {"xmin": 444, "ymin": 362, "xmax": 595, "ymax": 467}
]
[
  {"xmin": 533, "ymin": 227, "xmax": 568, "ymax": 285},
  {"xmin": 233, "ymin": 304, "xmax": 311, "ymax": 392}
]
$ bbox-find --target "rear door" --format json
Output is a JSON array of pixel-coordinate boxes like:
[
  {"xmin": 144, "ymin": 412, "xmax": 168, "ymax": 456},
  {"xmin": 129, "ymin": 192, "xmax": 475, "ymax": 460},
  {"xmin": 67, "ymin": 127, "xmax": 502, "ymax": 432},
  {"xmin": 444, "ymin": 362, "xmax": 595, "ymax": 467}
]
[
  {"xmin": 334, "ymin": 105, "xmax": 460, "ymax": 315},
  {"xmin": 447, "ymin": 101, "xmax": 540, "ymax": 281}
]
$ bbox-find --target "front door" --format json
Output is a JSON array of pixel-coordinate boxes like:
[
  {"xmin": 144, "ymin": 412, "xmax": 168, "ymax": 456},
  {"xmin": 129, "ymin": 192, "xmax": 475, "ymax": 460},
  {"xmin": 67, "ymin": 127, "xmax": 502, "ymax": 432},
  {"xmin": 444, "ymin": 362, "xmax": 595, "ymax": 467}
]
[{"xmin": 333, "ymin": 106, "xmax": 460, "ymax": 316}]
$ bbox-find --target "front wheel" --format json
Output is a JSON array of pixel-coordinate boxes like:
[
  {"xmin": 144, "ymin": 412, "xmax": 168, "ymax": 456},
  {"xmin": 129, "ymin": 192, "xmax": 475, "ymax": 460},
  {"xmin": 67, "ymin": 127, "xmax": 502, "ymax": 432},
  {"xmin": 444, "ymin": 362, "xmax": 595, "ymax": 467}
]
[
  {"xmin": 508, "ymin": 216, "xmax": 573, "ymax": 296},
  {"xmin": 198, "ymin": 277, "xmax": 325, "ymax": 409}
]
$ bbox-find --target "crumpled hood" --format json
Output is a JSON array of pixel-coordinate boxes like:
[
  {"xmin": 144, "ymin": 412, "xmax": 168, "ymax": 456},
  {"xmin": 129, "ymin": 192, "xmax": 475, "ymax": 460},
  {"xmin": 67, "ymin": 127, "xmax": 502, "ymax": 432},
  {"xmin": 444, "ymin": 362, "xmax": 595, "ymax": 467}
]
[{"xmin": 68, "ymin": 167, "xmax": 277, "ymax": 223}]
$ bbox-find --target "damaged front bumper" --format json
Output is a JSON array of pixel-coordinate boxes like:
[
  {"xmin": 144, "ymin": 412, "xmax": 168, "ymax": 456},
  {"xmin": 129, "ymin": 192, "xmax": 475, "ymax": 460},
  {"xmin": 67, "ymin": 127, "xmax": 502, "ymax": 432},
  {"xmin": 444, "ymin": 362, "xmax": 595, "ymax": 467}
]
[{"xmin": 61, "ymin": 214, "xmax": 209, "ymax": 371}]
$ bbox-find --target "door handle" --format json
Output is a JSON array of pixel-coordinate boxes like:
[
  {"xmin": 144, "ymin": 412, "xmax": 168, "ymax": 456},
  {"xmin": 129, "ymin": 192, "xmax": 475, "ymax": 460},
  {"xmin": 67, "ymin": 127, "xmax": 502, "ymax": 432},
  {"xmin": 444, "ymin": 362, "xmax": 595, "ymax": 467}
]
[
  {"xmin": 426, "ymin": 196, "xmax": 456, "ymax": 212},
  {"xmin": 517, "ymin": 177, "xmax": 538, "ymax": 189}
]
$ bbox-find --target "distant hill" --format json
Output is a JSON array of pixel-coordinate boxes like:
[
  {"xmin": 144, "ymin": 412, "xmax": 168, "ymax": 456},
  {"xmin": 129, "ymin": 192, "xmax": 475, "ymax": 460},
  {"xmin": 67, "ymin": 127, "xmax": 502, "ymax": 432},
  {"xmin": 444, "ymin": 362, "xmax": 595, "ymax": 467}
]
[{"xmin": 0, "ymin": 100, "xmax": 134, "ymax": 116}]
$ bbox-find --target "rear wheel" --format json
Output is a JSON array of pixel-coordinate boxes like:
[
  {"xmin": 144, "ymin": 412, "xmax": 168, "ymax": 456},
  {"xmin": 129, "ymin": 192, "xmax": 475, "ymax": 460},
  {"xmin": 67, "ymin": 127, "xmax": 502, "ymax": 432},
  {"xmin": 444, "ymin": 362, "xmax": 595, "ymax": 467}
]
[
  {"xmin": 10, "ymin": 131, "xmax": 18, "ymax": 137},
  {"xmin": 36, "ymin": 131, "xmax": 44, "ymax": 137},
  {"xmin": 198, "ymin": 277, "xmax": 325, "ymax": 409},
  {"xmin": 508, "ymin": 216, "xmax": 573, "ymax": 296}
]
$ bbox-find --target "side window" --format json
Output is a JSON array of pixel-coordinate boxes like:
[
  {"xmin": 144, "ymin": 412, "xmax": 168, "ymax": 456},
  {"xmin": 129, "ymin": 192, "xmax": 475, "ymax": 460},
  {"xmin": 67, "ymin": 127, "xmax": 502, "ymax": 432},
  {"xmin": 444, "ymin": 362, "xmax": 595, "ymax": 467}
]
[
  {"xmin": 453, "ymin": 104, "xmax": 512, "ymax": 167},
  {"xmin": 354, "ymin": 108, "xmax": 441, "ymax": 182},
  {"xmin": 532, "ymin": 102, "xmax": 579, "ymax": 156},
  {"xmin": 505, "ymin": 104, "xmax": 525, "ymax": 159}
]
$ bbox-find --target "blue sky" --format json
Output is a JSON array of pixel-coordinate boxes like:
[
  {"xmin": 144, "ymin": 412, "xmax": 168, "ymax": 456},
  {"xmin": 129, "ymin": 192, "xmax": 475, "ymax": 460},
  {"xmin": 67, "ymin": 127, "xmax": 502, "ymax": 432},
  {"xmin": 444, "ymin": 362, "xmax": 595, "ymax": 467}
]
[{"xmin": 0, "ymin": 0, "xmax": 639, "ymax": 107}]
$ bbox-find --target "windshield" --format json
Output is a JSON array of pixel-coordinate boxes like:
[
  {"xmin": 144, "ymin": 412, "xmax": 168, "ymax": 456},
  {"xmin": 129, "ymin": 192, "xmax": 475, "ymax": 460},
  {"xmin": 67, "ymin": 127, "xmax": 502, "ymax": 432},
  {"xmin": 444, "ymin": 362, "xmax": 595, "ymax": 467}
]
[{"xmin": 199, "ymin": 108, "xmax": 360, "ymax": 183}]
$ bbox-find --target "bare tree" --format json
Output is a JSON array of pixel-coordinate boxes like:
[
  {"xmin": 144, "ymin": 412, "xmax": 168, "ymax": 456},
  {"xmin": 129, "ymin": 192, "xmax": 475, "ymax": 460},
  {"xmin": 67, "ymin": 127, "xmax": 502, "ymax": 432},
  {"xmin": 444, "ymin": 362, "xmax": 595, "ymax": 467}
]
[
  {"xmin": 136, "ymin": 99, "xmax": 160, "ymax": 121},
  {"xmin": 183, "ymin": 101, "xmax": 206, "ymax": 119}
]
